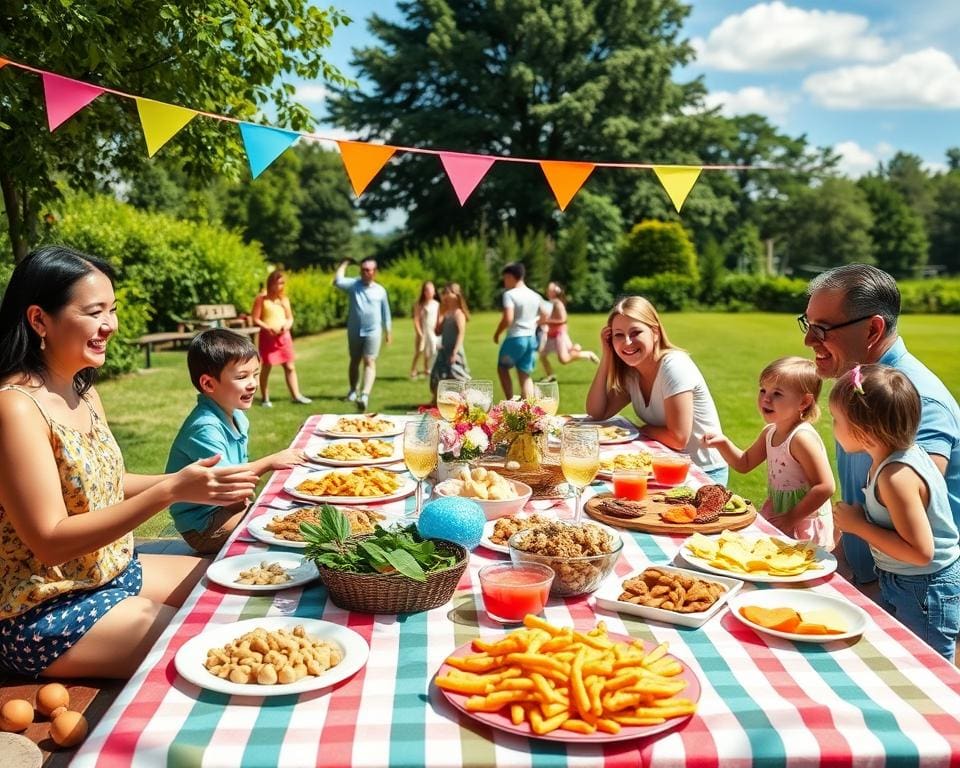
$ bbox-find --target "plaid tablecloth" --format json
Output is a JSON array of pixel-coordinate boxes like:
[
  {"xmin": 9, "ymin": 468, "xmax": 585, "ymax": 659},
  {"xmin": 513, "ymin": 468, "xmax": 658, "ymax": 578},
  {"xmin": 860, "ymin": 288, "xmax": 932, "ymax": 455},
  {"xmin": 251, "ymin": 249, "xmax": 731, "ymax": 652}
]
[{"xmin": 72, "ymin": 415, "xmax": 960, "ymax": 767}]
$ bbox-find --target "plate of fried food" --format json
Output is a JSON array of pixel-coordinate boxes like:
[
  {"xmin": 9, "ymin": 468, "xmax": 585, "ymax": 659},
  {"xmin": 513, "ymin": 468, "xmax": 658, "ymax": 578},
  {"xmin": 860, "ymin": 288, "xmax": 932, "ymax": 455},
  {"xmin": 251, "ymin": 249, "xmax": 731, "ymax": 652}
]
[
  {"xmin": 435, "ymin": 615, "xmax": 700, "ymax": 742},
  {"xmin": 597, "ymin": 449, "xmax": 653, "ymax": 479},
  {"xmin": 206, "ymin": 553, "xmax": 320, "ymax": 592},
  {"xmin": 246, "ymin": 505, "xmax": 395, "ymax": 548},
  {"xmin": 594, "ymin": 564, "xmax": 742, "ymax": 628},
  {"xmin": 316, "ymin": 414, "xmax": 403, "ymax": 439},
  {"xmin": 677, "ymin": 530, "xmax": 837, "ymax": 583},
  {"xmin": 480, "ymin": 513, "xmax": 560, "ymax": 554},
  {"xmin": 283, "ymin": 466, "xmax": 416, "ymax": 504},
  {"xmin": 305, "ymin": 437, "xmax": 402, "ymax": 467},
  {"xmin": 174, "ymin": 617, "xmax": 369, "ymax": 697}
]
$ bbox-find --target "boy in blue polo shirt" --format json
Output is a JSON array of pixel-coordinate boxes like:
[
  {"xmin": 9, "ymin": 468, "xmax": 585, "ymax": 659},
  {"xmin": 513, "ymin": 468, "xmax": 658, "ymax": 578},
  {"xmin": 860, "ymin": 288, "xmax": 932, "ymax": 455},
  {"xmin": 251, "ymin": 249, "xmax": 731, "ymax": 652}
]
[{"xmin": 165, "ymin": 329, "xmax": 305, "ymax": 554}]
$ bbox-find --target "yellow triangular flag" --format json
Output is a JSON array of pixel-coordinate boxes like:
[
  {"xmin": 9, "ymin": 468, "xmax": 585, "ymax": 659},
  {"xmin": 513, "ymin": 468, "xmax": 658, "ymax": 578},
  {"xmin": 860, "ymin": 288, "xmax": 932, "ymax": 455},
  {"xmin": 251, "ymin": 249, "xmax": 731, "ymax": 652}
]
[
  {"xmin": 336, "ymin": 141, "xmax": 397, "ymax": 197},
  {"xmin": 540, "ymin": 161, "xmax": 595, "ymax": 211},
  {"xmin": 652, "ymin": 165, "xmax": 702, "ymax": 213},
  {"xmin": 135, "ymin": 98, "xmax": 198, "ymax": 157}
]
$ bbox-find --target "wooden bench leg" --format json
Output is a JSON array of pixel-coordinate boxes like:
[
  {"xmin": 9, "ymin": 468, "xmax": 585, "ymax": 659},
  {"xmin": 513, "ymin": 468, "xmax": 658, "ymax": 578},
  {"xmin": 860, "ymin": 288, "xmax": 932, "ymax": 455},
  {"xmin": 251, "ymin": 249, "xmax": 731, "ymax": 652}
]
[{"xmin": 144, "ymin": 343, "xmax": 153, "ymax": 369}]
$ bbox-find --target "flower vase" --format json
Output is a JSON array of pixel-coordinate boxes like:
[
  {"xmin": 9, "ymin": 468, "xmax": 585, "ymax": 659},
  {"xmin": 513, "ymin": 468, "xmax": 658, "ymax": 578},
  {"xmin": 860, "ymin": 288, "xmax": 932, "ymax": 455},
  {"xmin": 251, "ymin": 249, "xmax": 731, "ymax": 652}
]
[
  {"xmin": 505, "ymin": 432, "xmax": 545, "ymax": 471},
  {"xmin": 438, "ymin": 460, "xmax": 471, "ymax": 482}
]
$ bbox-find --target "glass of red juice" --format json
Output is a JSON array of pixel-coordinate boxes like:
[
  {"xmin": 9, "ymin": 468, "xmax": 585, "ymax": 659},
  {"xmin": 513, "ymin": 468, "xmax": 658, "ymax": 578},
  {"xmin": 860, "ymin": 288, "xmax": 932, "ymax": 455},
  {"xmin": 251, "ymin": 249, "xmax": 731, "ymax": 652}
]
[
  {"xmin": 651, "ymin": 454, "xmax": 691, "ymax": 485},
  {"xmin": 613, "ymin": 469, "xmax": 648, "ymax": 500},
  {"xmin": 478, "ymin": 563, "xmax": 554, "ymax": 623}
]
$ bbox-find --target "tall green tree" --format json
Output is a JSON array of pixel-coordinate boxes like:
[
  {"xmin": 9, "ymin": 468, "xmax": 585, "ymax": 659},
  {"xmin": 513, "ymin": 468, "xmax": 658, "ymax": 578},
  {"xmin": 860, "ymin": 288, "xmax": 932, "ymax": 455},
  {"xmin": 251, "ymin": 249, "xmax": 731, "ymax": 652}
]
[
  {"xmin": 329, "ymin": 0, "xmax": 706, "ymax": 245},
  {"xmin": 0, "ymin": 0, "xmax": 351, "ymax": 261},
  {"xmin": 930, "ymin": 171, "xmax": 960, "ymax": 274},
  {"xmin": 882, "ymin": 152, "xmax": 937, "ymax": 229},
  {"xmin": 555, "ymin": 190, "xmax": 622, "ymax": 310},
  {"xmin": 294, "ymin": 144, "xmax": 358, "ymax": 267},
  {"xmin": 858, "ymin": 176, "xmax": 928, "ymax": 278}
]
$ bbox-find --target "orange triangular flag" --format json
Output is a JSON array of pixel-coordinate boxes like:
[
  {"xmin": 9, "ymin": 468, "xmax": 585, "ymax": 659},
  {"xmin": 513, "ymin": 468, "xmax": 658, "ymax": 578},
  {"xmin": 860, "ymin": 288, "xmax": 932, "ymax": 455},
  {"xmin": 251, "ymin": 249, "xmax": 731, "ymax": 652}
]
[
  {"xmin": 135, "ymin": 98, "xmax": 198, "ymax": 157},
  {"xmin": 336, "ymin": 141, "xmax": 397, "ymax": 197},
  {"xmin": 652, "ymin": 165, "xmax": 702, "ymax": 213},
  {"xmin": 540, "ymin": 161, "xmax": 595, "ymax": 211}
]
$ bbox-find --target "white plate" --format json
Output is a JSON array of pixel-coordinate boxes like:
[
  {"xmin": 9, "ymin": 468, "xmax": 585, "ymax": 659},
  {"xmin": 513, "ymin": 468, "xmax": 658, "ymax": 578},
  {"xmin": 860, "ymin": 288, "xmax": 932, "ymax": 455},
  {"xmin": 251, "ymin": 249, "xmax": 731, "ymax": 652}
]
[
  {"xmin": 594, "ymin": 564, "xmax": 743, "ymax": 628},
  {"xmin": 174, "ymin": 617, "xmax": 369, "ymax": 697},
  {"xmin": 728, "ymin": 589, "xmax": 870, "ymax": 643},
  {"xmin": 283, "ymin": 467, "xmax": 416, "ymax": 505},
  {"xmin": 676, "ymin": 532, "xmax": 838, "ymax": 584},
  {"xmin": 569, "ymin": 417, "xmax": 640, "ymax": 445},
  {"xmin": 596, "ymin": 449, "xmax": 654, "ymax": 480},
  {"xmin": 205, "ymin": 553, "xmax": 319, "ymax": 591},
  {"xmin": 479, "ymin": 515, "xmax": 618, "ymax": 555},
  {"xmin": 304, "ymin": 435, "xmax": 403, "ymax": 467},
  {"xmin": 246, "ymin": 508, "xmax": 403, "ymax": 549},
  {"xmin": 315, "ymin": 415, "xmax": 404, "ymax": 439}
]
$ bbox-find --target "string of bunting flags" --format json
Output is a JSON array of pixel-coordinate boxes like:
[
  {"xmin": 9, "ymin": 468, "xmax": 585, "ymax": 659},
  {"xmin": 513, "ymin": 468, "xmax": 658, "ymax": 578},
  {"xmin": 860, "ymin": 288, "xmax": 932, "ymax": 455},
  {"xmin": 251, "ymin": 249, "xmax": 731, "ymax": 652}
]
[{"xmin": 0, "ymin": 56, "xmax": 766, "ymax": 213}]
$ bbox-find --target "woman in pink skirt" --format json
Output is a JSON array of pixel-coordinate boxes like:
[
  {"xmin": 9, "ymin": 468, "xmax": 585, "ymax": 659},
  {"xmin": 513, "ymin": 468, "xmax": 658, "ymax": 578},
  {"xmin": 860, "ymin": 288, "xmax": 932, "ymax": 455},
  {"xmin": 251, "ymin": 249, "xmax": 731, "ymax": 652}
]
[{"xmin": 250, "ymin": 270, "xmax": 311, "ymax": 406}]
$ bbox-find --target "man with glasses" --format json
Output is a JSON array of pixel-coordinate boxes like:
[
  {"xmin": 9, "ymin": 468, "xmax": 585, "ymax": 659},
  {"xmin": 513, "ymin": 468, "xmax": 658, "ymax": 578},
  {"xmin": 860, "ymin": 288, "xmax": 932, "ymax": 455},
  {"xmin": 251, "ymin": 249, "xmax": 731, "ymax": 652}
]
[
  {"xmin": 334, "ymin": 258, "xmax": 392, "ymax": 411},
  {"xmin": 802, "ymin": 264, "xmax": 960, "ymax": 586}
]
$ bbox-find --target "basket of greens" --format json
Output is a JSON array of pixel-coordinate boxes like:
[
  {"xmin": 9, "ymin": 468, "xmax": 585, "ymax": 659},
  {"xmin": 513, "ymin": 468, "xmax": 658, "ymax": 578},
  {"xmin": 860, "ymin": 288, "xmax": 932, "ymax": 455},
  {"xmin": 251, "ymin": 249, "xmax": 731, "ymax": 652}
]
[{"xmin": 300, "ymin": 505, "xmax": 468, "ymax": 614}]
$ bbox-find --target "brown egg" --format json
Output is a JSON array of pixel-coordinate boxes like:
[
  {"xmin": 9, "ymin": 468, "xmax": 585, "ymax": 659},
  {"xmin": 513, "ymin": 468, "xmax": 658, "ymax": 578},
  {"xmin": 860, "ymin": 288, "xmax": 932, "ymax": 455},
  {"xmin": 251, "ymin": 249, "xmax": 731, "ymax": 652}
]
[
  {"xmin": 50, "ymin": 710, "xmax": 87, "ymax": 748},
  {"xmin": 36, "ymin": 682, "xmax": 70, "ymax": 717},
  {"xmin": 0, "ymin": 698, "xmax": 34, "ymax": 732}
]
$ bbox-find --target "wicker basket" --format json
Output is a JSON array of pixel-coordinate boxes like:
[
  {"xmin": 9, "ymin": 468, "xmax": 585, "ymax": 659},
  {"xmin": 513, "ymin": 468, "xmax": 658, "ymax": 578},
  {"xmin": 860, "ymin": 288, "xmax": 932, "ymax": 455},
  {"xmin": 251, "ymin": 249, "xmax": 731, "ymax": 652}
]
[
  {"xmin": 317, "ymin": 538, "xmax": 468, "ymax": 614},
  {"xmin": 479, "ymin": 456, "xmax": 566, "ymax": 499}
]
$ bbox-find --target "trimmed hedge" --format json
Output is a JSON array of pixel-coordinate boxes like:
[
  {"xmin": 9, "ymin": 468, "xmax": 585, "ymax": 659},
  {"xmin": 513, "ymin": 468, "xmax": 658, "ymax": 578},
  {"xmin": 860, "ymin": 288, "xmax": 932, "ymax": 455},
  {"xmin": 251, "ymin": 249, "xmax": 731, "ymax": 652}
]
[{"xmin": 622, "ymin": 274, "xmax": 700, "ymax": 311}]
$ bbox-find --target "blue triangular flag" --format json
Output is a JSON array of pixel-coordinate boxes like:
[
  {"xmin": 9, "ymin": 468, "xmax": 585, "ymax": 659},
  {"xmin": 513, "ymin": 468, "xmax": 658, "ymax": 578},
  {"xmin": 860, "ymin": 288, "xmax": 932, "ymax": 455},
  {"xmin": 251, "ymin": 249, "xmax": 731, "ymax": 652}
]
[{"xmin": 239, "ymin": 123, "xmax": 300, "ymax": 179}]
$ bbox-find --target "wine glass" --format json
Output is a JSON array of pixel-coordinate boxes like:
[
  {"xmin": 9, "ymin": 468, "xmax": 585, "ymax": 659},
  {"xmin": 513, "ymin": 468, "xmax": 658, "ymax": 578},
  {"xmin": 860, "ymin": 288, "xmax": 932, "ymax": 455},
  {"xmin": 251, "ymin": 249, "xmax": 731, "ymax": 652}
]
[
  {"xmin": 404, "ymin": 416, "xmax": 439, "ymax": 519},
  {"xmin": 436, "ymin": 380, "xmax": 465, "ymax": 421},
  {"xmin": 464, "ymin": 379, "xmax": 494, "ymax": 412},
  {"xmin": 560, "ymin": 425, "xmax": 600, "ymax": 523},
  {"xmin": 534, "ymin": 380, "xmax": 559, "ymax": 416}
]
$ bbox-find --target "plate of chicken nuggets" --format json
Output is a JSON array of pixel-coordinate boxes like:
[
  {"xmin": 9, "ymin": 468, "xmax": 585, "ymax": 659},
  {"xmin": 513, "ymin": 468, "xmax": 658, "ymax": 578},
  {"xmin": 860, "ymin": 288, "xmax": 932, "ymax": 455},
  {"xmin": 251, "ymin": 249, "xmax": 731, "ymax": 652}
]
[{"xmin": 594, "ymin": 564, "xmax": 742, "ymax": 628}]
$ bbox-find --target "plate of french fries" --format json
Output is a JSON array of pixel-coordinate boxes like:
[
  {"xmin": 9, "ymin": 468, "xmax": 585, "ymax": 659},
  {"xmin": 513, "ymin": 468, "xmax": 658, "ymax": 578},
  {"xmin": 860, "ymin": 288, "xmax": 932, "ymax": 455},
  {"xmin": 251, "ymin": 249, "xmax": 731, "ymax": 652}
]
[
  {"xmin": 435, "ymin": 614, "xmax": 700, "ymax": 742},
  {"xmin": 304, "ymin": 436, "xmax": 402, "ymax": 467},
  {"xmin": 205, "ymin": 553, "xmax": 319, "ymax": 592},
  {"xmin": 315, "ymin": 414, "xmax": 404, "ymax": 439},
  {"xmin": 677, "ymin": 530, "xmax": 837, "ymax": 583},
  {"xmin": 283, "ymin": 466, "xmax": 416, "ymax": 504}
]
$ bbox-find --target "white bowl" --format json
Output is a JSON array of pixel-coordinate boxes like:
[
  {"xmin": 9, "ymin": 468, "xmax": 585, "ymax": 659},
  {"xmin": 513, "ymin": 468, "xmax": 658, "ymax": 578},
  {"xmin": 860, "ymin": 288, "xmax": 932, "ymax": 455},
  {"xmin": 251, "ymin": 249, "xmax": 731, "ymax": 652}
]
[{"xmin": 433, "ymin": 479, "xmax": 533, "ymax": 520}]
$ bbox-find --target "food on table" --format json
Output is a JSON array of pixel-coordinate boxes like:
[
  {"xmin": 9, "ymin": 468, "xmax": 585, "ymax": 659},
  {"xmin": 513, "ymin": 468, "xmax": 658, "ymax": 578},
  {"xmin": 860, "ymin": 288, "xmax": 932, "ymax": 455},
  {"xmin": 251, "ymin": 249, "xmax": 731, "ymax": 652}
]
[
  {"xmin": 592, "ymin": 497, "xmax": 647, "ymax": 519},
  {"xmin": 435, "ymin": 615, "xmax": 696, "ymax": 735},
  {"xmin": 722, "ymin": 494, "xmax": 750, "ymax": 515},
  {"xmin": 235, "ymin": 561, "xmax": 294, "ymax": 586},
  {"xmin": 328, "ymin": 416, "xmax": 396, "ymax": 435},
  {"xmin": 0, "ymin": 699, "xmax": 33, "ymax": 732},
  {"xmin": 739, "ymin": 605, "xmax": 846, "ymax": 635},
  {"xmin": 489, "ymin": 514, "xmax": 556, "ymax": 545},
  {"xmin": 659, "ymin": 504, "xmax": 698, "ymax": 524},
  {"xmin": 314, "ymin": 439, "xmax": 395, "ymax": 461},
  {"xmin": 599, "ymin": 450, "xmax": 653, "ymax": 474},
  {"xmin": 510, "ymin": 521, "xmax": 619, "ymax": 595},
  {"xmin": 662, "ymin": 486, "xmax": 696, "ymax": 503},
  {"xmin": 691, "ymin": 484, "xmax": 733, "ymax": 524},
  {"xmin": 36, "ymin": 682, "xmax": 70, "ymax": 717},
  {"xmin": 265, "ymin": 506, "xmax": 384, "ymax": 541},
  {"xmin": 650, "ymin": 454, "xmax": 691, "ymax": 485},
  {"xmin": 296, "ymin": 467, "xmax": 401, "ymax": 498},
  {"xmin": 50, "ymin": 710, "xmax": 88, "ymax": 747},
  {"xmin": 619, "ymin": 568, "xmax": 727, "ymax": 613},
  {"xmin": 204, "ymin": 625, "xmax": 343, "ymax": 685},
  {"xmin": 598, "ymin": 425, "xmax": 633, "ymax": 441},
  {"xmin": 439, "ymin": 466, "xmax": 517, "ymax": 501},
  {"xmin": 685, "ymin": 530, "xmax": 821, "ymax": 576}
]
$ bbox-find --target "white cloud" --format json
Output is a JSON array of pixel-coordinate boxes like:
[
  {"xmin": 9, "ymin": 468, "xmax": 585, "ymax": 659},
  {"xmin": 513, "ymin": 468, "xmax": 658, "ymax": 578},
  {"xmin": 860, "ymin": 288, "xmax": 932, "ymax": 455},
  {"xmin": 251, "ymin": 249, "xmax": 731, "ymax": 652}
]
[
  {"xmin": 294, "ymin": 84, "xmax": 330, "ymax": 104},
  {"xmin": 804, "ymin": 48, "xmax": 960, "ymax": 109},
  {"xmin": 693, "ymin": 1, "xmax": 892, "ymax": 71},
  {"xmin": 833, "ymin": 141, "xmax": 893, "ymax": 178},
  {"xmin": 702, "ymin": 86, "xmax": 793, "ymax": 122}
]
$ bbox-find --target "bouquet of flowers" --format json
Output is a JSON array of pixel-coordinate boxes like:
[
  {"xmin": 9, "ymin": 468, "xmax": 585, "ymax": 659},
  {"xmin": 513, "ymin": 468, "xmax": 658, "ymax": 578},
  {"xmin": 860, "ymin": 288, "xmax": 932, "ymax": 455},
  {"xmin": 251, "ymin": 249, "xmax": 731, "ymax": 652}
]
[
  {"xmin": 488, "ymin": 398, "xmax": 560, "ymax": 469},
  {"xmin": 436, "ymin": 401, "xmax": 494, "ymax": 462}
]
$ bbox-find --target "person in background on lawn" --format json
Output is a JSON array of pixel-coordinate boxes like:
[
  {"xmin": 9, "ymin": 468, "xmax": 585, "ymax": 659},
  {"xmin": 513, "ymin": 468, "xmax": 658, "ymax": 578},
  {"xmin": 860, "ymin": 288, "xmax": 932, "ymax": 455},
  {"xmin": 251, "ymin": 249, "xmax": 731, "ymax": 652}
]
[
  {"xmin": 831, "ymin": 364, "xmax": 960, "ymax": 661},
  {"xmin": 0, "ymin": 246, "xmax": 258, "ymax": 679},
  {"xmin": 410, "ymin": 280, "xmax": 439, "ymax": 380},
  {"xmin": 165, "ymin": 329, "xmax": 306, "ymax": 554},
  {"xmin": 493, "ymin": 262, "xmax": 547, "ymax": 400},
  {"xmin": 538, "ymin": 281, "xmax": 600, "ymax": 381},
  {"xmin": 702, "ymin": 356, "xmax": 835, "ymax": 547},
  {"xmin": 334, "ymin": 257, "xmax": 392, "ymax": 412},
  {"xmin": 430, "ymin": 282, "xmax": 471, "ymax": 400},
  {"xmin": 586, "ymin": 295, "xmax": 729, "ymax": 484},
  {"xmin": 802, "ymin": 264, "xmax": 960, "ymax": 585},
  {"xmin": 250, "ymin": 269, "xmax": 311, "ymax": 406}
]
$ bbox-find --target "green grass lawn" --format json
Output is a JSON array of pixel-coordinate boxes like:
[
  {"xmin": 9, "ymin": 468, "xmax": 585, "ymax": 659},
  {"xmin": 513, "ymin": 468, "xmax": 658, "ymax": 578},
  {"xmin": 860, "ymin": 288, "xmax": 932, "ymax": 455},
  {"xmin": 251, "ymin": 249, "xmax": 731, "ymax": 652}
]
[{"xmin": 100, "ymin": 312, "xmax": 960, "ymax": 538}]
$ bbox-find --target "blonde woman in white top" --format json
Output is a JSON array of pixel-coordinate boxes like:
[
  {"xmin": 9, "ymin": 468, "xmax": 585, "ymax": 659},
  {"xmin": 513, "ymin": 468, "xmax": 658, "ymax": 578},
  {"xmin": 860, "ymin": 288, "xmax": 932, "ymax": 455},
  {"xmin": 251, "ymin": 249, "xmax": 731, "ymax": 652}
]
[{"xmin": 410, "ymin": 281, "xmax": 439, "ymax": 379}]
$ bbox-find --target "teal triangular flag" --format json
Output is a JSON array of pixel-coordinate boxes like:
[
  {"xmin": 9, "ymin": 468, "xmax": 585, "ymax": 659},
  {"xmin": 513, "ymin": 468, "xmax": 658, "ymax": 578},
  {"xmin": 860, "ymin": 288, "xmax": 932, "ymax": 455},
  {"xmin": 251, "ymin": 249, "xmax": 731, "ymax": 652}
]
[{"xmin": 239, "ymin": 123, "xmax": 300, "ymax": 178}]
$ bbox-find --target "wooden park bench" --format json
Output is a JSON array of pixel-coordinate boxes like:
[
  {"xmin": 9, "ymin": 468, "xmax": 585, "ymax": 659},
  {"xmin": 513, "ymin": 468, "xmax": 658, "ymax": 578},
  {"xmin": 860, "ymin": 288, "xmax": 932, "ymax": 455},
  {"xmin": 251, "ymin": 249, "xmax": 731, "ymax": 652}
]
[{"xmin": 135, "ymin": 304, "xmax": 259, "ymax": 368}]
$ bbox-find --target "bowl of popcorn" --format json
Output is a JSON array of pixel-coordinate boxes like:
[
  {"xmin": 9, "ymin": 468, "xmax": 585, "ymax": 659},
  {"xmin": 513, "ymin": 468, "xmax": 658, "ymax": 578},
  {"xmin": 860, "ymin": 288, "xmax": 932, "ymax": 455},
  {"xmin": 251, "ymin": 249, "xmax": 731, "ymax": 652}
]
[
  {"xmin": 433, "ymin": 466, "xmax": 533, "ymax": 520},
  {"xmin": 507, "ymin": 521, "xmax": 623, "ymax": 597}
]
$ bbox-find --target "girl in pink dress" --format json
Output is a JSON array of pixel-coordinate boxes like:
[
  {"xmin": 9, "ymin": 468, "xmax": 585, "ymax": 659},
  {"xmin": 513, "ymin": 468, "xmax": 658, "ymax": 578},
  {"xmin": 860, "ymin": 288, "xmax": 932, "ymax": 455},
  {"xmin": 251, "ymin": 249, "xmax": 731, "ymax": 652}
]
[
  {"xmin": 538, "ymin": 282, "xmax": 599, "ymax": 380},
  {"xmin": 250, "ymin": 270, "xmax": 310, "ymax": 406},
  {"xmin": 703, "ymin": 356, "xmax": 836, "ymax": 548}
]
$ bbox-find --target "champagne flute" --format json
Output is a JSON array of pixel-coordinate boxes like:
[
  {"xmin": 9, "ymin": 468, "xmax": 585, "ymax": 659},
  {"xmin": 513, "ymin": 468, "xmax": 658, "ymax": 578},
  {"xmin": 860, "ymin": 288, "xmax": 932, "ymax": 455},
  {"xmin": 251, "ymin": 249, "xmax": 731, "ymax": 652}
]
[
  {"xmin": 561, "ymin": 425, "xmax": 600, "ymax": 523},
  {"xmin": 534, "ymin": 380, "xmax": 559, "ymax": 416},
  {"xmin": 436, "ymin": 380, "xmax": 465, "ymax": 421},
  {"xmin": 465, "ymin": 379, "xmax": 494, "ymax": 412},
  {"xmin": 404, "ymin": 416, "xmax": 439, "ymax": 519}
]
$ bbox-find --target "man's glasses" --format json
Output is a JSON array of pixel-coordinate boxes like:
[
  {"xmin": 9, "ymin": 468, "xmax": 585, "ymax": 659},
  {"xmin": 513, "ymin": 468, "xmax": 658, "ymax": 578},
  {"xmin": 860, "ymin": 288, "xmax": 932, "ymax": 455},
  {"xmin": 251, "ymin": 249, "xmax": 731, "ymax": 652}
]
[{"xmin": 796, "ymin": 313, "xmax": 874, "ymax": 343}]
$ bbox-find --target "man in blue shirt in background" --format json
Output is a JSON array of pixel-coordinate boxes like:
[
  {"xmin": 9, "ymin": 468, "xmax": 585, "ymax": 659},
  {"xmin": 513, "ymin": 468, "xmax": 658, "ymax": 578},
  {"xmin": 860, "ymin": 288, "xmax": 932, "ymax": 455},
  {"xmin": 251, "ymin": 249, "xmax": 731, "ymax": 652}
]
[
  {"xmin": 334, "ymin": 258, "xmax": 392, "ymax": 412},
  {"xmin": 801, "ymin": 264, "xmax": 960, "ymax": 585}
]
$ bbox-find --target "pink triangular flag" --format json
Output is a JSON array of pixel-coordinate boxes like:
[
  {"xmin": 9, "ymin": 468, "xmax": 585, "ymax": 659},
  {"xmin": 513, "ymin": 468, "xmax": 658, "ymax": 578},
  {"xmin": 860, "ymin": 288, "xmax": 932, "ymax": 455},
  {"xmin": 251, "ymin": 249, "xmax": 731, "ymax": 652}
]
[
  {"xmin": 42, "ymin": 73, "xmax": 105, "ymax": 131},
  {"xmin": 438, "ymin": 152, "xmax": 496, "ymax": 206}
]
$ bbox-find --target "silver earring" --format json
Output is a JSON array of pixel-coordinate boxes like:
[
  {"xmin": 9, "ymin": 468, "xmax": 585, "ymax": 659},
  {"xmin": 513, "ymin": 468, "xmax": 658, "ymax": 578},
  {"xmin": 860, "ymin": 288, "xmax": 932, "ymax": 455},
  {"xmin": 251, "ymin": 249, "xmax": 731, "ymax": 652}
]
[{"xmin": 40, "ymin": 337, "xmax": 46, "ymax": 351}]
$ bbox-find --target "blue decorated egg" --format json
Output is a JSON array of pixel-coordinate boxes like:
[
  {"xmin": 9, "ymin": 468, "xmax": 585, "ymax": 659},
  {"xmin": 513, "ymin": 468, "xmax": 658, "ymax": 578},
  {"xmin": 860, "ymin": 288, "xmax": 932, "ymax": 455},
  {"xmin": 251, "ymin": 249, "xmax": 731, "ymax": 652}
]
[{"xmin": 417, "ymin": 496, "xmax": 486, "ymax": 550}]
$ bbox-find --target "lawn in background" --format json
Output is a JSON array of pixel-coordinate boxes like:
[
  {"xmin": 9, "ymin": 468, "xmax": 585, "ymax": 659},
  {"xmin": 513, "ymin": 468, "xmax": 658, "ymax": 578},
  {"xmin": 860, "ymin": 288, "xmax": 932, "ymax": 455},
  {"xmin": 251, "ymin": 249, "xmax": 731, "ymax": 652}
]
[{"xmin": 100, "ymin": 312, "xmax": 960, "ymax": 538}]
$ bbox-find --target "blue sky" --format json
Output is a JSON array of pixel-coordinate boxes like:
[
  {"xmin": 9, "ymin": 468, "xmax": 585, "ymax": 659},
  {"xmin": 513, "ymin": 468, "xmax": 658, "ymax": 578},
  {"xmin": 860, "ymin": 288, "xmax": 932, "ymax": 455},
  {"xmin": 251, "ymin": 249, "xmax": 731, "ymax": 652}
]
[{"xmin": 300, "ymin": 1, "xmax": 960, "ymax": 178}]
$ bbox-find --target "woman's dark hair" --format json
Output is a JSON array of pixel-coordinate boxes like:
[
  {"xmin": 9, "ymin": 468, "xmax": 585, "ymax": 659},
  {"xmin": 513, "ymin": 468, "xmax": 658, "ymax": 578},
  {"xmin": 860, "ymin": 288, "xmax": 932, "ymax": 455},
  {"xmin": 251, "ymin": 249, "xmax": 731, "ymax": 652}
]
[{"xmin": 0, "ymin": 245, "xmax": 117, "ymax": 396}]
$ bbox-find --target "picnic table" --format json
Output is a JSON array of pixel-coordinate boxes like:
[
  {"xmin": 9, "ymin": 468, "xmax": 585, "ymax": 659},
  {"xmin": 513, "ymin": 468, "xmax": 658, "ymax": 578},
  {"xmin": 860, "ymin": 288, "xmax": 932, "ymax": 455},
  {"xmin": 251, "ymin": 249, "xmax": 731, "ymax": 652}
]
[{"xmin": 72, "ymin": 414, "xmax": 960, "ymax": 767}]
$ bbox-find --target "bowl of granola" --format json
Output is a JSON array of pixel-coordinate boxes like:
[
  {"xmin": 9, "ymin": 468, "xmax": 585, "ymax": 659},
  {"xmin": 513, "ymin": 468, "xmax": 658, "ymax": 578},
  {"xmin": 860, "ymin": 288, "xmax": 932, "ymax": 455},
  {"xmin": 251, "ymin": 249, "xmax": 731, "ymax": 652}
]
[{"xmin": 507, "ymin": 521, "xmax": 622, "ymax": 596}]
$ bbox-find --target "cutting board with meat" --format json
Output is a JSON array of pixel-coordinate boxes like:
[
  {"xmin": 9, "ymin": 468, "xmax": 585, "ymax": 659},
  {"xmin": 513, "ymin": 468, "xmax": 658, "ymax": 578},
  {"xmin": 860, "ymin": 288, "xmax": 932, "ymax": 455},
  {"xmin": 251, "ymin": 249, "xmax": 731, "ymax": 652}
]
[{"xmin": 584, "ymin": 484, "xmax": 757, "ymax": 535}]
